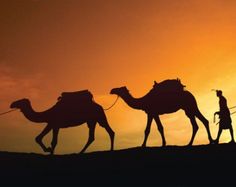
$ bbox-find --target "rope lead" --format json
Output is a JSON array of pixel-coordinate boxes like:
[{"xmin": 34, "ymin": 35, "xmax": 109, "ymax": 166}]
[
  {"xmin": 0, "ymin": 109, "xmax": 18, "ymax": 116},
  {"xmin": 103, "ymin": 96, "xmax": 119, "ymax": 111}
]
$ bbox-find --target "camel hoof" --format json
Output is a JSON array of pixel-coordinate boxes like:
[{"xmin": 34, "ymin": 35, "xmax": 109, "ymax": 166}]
[
  {"xmin": 45, "ymin": 147, "xmax": 52, "ymax": 153},
  {"xmin": 213, "ymin": 140, "xmax": 219, "ymax": 145},
  {"xmin": 229, "ymin": 140, "xmax": 235, "ymax": 144},
  {"xmin": 141, "ymin": 144, "xmax": 147, "ymax": 148},
  {"xmin": 79, "ymin": 149, "xmax": 85, "ymax": 154},
  {"xmin": 210, "ymin": 140, "xmax": 215, "ymax": 145}
]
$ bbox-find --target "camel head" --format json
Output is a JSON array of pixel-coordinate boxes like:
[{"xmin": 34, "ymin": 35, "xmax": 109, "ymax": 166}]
[
  {"xmin": 10, "ymin": 98, "xmax": 30, "ymax": 110},
  {"xmin": 110, "ymin": 86, "xmax": 129, "ymax": 97}
]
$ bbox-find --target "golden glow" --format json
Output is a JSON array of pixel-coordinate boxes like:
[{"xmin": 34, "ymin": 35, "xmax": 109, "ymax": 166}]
[{"xmin": 0, "ymin": 0, "xmax": 236, "ymax": 154}]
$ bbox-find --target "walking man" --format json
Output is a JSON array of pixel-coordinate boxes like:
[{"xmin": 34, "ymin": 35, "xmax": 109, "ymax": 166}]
[{"xmin": 214, "ymin": 90, "xmax": 235, "ymax": 144}]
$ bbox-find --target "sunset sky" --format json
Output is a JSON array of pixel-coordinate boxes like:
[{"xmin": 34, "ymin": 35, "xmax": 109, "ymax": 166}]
[{"xmin": 1, "ymin": 0, "xmax": 236, "ymax": 154}]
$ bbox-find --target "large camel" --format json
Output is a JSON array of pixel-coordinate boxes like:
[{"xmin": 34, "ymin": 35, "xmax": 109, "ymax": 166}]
[
  {"xmin": 110, "ymin": 79, "xmax": 213, "ymax": 147},
  {"xmin": 10, "ymin": 93, "xmax": 115, "ymax": 154}
]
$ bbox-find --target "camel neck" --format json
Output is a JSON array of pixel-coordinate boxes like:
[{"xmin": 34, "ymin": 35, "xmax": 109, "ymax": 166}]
[
  {"xmin": 21, "ymin": 103, "xmax": 47, "ymax": 123},
  {"xmin": 120, "ymin": 92, "xmax": 143, "ymax": 110}
]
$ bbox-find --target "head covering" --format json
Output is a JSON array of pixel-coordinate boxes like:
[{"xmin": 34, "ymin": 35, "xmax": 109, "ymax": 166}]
[{"xmin": 216, "ymin": 90, "xmax": 222, "ymax": 95}]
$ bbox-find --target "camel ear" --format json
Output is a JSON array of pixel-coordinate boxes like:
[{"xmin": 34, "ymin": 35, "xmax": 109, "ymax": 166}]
[{"xmin": 154, "ymin": 81, "xmax": 158, "ymax": 85}]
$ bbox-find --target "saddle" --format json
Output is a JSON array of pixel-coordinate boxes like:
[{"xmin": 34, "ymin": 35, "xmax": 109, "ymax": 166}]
[
  {"xmin": 152, "ymin": 79, "xmax": 186, "ymax": 93},
  {"xmin": 56, "ymin": 90, "xmax": 94, "ymax": 110}
]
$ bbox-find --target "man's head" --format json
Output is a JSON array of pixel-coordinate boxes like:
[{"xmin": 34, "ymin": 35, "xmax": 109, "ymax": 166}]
[{"xmin": 216, "ymin": 90, "xmax": 223, "ymax": 97}]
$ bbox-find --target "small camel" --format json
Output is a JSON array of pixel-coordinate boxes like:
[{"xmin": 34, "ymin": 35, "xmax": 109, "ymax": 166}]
[
  {"xmin": 110, "ymin": 79, "xmax": 213, "ymax": 147},
  {"xmin": 10, "ymin": 98, "xmax": 115, "ymax": 154}
]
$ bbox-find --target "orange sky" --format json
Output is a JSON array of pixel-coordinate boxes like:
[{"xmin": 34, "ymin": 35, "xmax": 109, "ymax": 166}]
[{"xmin": 1, "ymin": 0, "xmax": 236, "ymax": 154}]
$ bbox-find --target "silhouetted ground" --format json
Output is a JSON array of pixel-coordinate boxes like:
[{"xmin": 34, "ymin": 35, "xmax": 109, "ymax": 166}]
[{"xmin": 0, "ymin": 143, "xmax": 236, "ymax": 186}]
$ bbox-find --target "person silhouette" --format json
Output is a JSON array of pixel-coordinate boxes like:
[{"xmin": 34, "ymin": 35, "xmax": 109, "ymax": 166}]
[{"xmin": 214, "ymin": 90, "xmax": 235, "ymax": 144}]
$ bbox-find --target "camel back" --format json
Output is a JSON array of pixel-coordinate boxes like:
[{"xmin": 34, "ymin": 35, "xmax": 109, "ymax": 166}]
[
  {"xmin": 57, "ymin": 90, "xmax": 93, "ymax": 107},
  {"xmin": 152, "ymin": 79, "xmax": 186, "ymax": 93}
]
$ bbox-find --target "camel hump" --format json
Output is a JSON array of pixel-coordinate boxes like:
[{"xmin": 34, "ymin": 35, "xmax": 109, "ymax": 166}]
[
  {"xmin": 57, "ymin": 90, "xmax": 94, "ymax": 106},
  {"xmin": 153, "ymin": 79, "xmax": 186, "ymax": 93}
]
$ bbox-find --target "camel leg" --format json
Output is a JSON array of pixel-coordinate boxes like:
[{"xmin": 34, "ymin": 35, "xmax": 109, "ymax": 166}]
[
  {"xmin": 50, "ymin": 128, "xmax": 59, "ymax": 155},
  {"xmin": 187, "ymin": 115, "xmax": 199, "ymax": 146},
  {"xmin": 98, "ymin": 119, "xmax": 115, "ymax": 151},
  {"xmin": 154, "ymin": 115, "xmax": 166, "ymax": 147},
  {"xmin": 35, "ymin": 125, "xmax": 52, "ymax": 153},
  {"xmin": 195, "ymin": 110, "xmax": 213, "ymax": 144},
  {"xmin": 80, "ymin": 122, "xmax": 96, "ymax": 154},
  {"xmin": 142, "ymin": 114, "xmax": 153, "ymax": 147}
]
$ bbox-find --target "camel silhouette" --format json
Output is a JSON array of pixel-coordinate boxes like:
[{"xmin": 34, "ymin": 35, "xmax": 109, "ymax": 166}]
[
  {"xmin": 10, "ymin": 91, "xmax": 115, "ymax": 154},
  {"xmin": 110, "ymin": 79, "xmax": 213, "ymax": 147}
]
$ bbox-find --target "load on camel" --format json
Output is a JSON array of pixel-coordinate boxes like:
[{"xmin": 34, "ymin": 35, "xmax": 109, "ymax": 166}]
[
  {"xmin": 10, "ymin": 90, "xmax": 115, "ymax": 155},
  {"xmin": 110, "ymin": 79, "xmax": 213, "ymax": 147},
  {"xmin": 152, "ymin": 78, "xmax": 186, "ymax": 93}
]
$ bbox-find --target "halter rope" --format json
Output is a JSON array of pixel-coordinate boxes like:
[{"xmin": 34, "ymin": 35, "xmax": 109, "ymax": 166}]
[
  {"xmin": 0, "ymin": 96, "xmax": 119, "ymax": 116},
  {"xmin": 0, "ymin": 109, "xmax": 18, "ymax": 116},
  {"xmin": 103, "ymin": 96, "xmax": 119, "ymax": 111}
]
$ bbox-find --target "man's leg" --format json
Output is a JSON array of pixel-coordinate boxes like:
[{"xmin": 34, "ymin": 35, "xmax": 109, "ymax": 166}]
[{"xmin": 229, "ymin": 125, "xmax": 235, "ymax": 143}]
